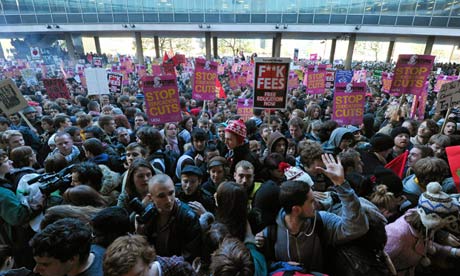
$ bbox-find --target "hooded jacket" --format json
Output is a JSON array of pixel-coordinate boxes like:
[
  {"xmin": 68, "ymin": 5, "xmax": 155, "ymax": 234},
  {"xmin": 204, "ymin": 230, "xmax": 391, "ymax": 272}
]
[
  {"xmin": 266, "ymin": 182, "xmax": 369, "ymax": 272},
  {"xmin": 267, "ymin": 131, "xmax": 288, "ymax": 155},
  {"xmin": 322, "ymin": 127, "xmax": 352, "ymax": 155}
]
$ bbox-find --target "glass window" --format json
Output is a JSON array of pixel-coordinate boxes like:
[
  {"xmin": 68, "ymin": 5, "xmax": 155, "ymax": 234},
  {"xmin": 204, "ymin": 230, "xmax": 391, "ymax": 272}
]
[
  {"xmin": 349, "ymin": 0, "xmax": 365, "ymax": 13},
  {"xmin": 364, "ymin": 0, "xmax": 382, "ymax": 14},
  {"xmin": 452, "ymin": 4, "xmax": 460, "ymax": 16},
  {"xmin": 113, "ymin": 0, "xmax": 128, "ymax": 12},
  {"xmin": 381, "ymin": 0, "xmax": 399, "ymax": 15},
  {"xmin": 49, "ymin": 0, "xmax": 66, "ymax": 13},
  {"xmin": 283, "ymin": 0, "xmax": 297, "ymax": 13},
  {"xmin": 2, "ymin": 0, "xmax": 19, "ymax": 14},
  {"xmin": 331, "ymin": 0, "xmax": 350, "ymax": 14},
  {"xmin": 143, "ymin": 0, "xmax": 158, "ymax": 12},
  {"xmin": 399, "ymin": 0, "xmax": 417, "ymax": 15},
  {"xmin": 66, "ymin": 0, "xmax": 81, "ymax": 13},
  {"xmin": 298, "ymin": 2, "xmax": 314, "ymax": 13},
  {"xmin": 18, "ymin": 0, "xmax": 35, "ymax": 13},
  {"xmin": 251, "ymin": 0, "xmax": 266, "ymax": 13},
  {"xmin": 189, "ymin": 0, "xmax": 204, "ymax": 12},
  {"xmin": 158, "ymin": 0, "xmax": 174, "ymax": 12},
  {"xmin": 79, "ymin": 0, "xmax": 96, "ymax": 12},
  {"xmin": 414, "ymin": 0, "xmax": 433, "ymax": 16},
  {"xmin": 316, "ymin": 1, "xmax": 331, "ymax": 14},
  {"xmin": 173, "ymin": 0, "xmax": 189, "ymax": 12},
  {"xmin": 433, "ymin": 0, "xmax": 452, "ymax": 16},
  {"xmin": 34, "ymin": 0, "xmax": 50, "ymax": 13},
  {"xmin": 96, "ymin": 0, "xmax": 112, "ymax": 13},
  {"xmin": 267, "ymin": 0, "xmax": 283, "ymax": 13}
]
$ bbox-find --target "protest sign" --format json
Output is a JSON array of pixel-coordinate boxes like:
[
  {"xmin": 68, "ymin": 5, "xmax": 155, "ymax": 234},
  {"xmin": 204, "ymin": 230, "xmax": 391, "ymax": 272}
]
[
  {"xmin": 0, "ymin": 79, "xmax": 29, "ymax": 115},
  {"xmin": 152, "ymin": 65, "xmax": 162, "ymax": 75},
  {"xmin": 309, "ymin": 53, "xmax": 318, "ymax": 61},
  {"xmin": 381, "ymin": 72, "xmax": 393, "ymax": 94},
  {"xmin": 30, "ymin": 47, "xmax": 40, "ymax": 59},
  {"xmin": 288, "ymin": 72, "xmax": 300, "ymax": 90},
  {"xmin": 253, "ymin": 57, "xmax": 290, "ymax": 109},
  {"xmin": 352, "ymin": 70, "xmax": 367, "ymax": 83},
  {"xmin": 162, "ymin": 62, "xmax": 176, "ymax": 76},
  {"xmin": 335, "ymin": 70, "xmax": 353, "ymax": 85},
  {"xmin": 228, "ymin": 74, "xmax": 239, "ymax": 90},
  {"xmin": 136, "ymin": 65, "xmax": 147, "ymax": 78},
  {"xmin": 293, "ymin": 49, "xmax": 299, "ymax": 62},
  {"xmin": 410, "ymin": 82, "xmax": 428, "ymax": 121},
  {"xmin": 107, "ymin": 72, "xmax": 123, "ymax": 94},
  {"xmin": 93, "ymin": 57, "xmax": 102, "ymax": 68},
  {"xmin": 390, "ymin": 54, "xmax": 435, "ymax": 96},
  {"xmin": 237, "ymin": 98, "xmax": 253, "ymax": 121},
  {"xmin": 43, "ymin": 79, "xmax": 70, "ymax": 100},
  {"xmin": 304, "ymin": 64, "xmax": 327, "ymax": 94},
  {"xmin": 142, "ymin": 75, "xmax": 181, "ymax": 124},
  {"xmin": 192, "ymin": 58, "xmax": 218, "ymax": 101},
  {"xmin": 332, "ymin": 82, "xmax": 366, "ymax": 126},
  {"xmin": 434, "ymin": 75, "xmax": 459, "ymax": 92},
  {"xmin": 218, "ymin": 64, "xmax": 225, "ymax": 75},
  {"xmin": 325, "ymin": 69, "xmax": 336, "ymax": 89},
  {"xmin": 21, "ymin": 69, "xmax": 38, "ymax": 87},
  {"xmin": 436, "ymin": 79, "xmax": 460, "ymax": 112},
  {"xmin": 85, "ymin": 68, "xmax": 109, "ymax": 95}
]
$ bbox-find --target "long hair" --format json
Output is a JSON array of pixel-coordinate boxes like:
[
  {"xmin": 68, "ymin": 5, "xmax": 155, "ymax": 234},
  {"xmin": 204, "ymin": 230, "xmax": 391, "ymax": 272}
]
[
  {"xmin": 216, "ymin": 181, "xmax": 248, "ymax": 241},
  {"xmin": 125, "ymin": 158, "xmax": 154, "ymax": 200},
  {"xmin": 63, "ymin": 185, "xmax": 107, "ymax": 208}
]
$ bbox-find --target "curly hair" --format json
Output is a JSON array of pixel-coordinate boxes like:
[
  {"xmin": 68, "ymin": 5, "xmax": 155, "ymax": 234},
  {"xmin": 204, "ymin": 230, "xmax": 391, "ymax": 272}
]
[
  {"xmin": 210, "ymin": 237, "xmax": 254, "ymax": 276},
  {"xmin": 299, "ymin": 140, "xmax": 324, "ymax": 168}
]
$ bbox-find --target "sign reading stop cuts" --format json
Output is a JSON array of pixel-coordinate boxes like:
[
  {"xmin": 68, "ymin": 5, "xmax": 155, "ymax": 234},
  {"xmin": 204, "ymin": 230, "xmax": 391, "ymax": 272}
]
[
  {"xmin": 332, "ymin": 82, "xmax": 366, "ymax": 126},
  {"xmin": 253, "ymin": 57, "xmax": 290, "ymax": 109},
  {"xmin": 192, "ymin": 58, "xmax": 218, "ymax": 101},
  {"xmin": 142, "ymin": 75, "xmax": 181, "ymax": 125}
]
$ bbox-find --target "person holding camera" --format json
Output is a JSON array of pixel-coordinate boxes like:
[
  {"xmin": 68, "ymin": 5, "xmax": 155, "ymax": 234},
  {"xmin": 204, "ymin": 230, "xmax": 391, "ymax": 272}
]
[{"xmin": 136, "ymin": 174, "xmax": 202, "ymax": 263}]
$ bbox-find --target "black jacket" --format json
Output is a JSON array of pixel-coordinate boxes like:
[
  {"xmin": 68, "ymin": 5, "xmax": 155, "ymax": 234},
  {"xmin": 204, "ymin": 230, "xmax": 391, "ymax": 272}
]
[{"xmin": 228, "ymin": 142, "xmax": 262, "ymax": 181}]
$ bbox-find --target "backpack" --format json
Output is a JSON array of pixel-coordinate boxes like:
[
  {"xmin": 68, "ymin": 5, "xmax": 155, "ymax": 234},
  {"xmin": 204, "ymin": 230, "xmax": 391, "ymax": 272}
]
[{"xmin": 150, "ymin": 150, "xmax": 179, "ymax": 177}]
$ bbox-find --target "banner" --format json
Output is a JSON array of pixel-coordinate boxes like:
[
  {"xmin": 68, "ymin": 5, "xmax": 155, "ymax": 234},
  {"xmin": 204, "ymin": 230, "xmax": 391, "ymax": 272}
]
[
  {"xmin": 85, "ymin": 68, "xmax": 109, "ymax": 95},
  {"xmin": 325, "ymin": 69, "xmax": 336, "ymax": 89},
  {"xmin": 0, "ymin": 79, "xmax": 29, "ymax": 115},
  {"xmin": 136, "ymin": 65, "xmax": 147, "ymax": 78},
  {"xmin": 332, "ymin": 82, "xmax": 366, "ymax": 126},
  {"xmin": 107, "ymin": 72, "xmax": 123, "ymax": 94},
  {"xmin": 43, "ymin": 79, "xmax": 70, "ymax": 100},
  {"xmin": 112, "ymin": 65, "xmax": 129, "ymax": 85},
  {"xmin": 253, "ymin": 57, "xmax": 290, "ymax": 109},
  {"xmin": 410, "ymin": 82, "xmax": 428, "ymax": 121},
  {"xmin": 142, "ymin": 75, "xmax": 181, "ymax": 125},
  {"xmin": 304, "ymin": 64, "xmax": 327, "ymax": 94},
  {"xmin": 152, "ymin": 64, "xmax": 162, "ymax": 75},
  {"xmin": 228, "ymin": 74, "xmax": 239, "ymax": 90},
  {"xmin": 335, "ymin": 70, "xmax": 353, "ymax": 85},
  {"xmin": 237, "ymin": 98, "xmax": 253, "ymax": 121},
  {"xmin": 21, "ymin": 69, "xmax": 38, "ymax": 87},
  {"xmin": 436, "ymin": 79, "xmax": 460, "ymax": 112},
  {"xmin": 288, "ymin": 72, "xmax": 300, "ymax": 90},
  {"xmin": 162, "ymin": 62, "xmax": 176, "ymax": 76},
  {"xmin": 381, "ymin": 72, "xmax": 393, "ymax": 94},
  {"xmin": 192, "ymin": 58, "xmax": 218, "ymax": 101},
  {"xmin": 352, "ymin": 70, "xmax": 367, "ymax": 83},
  {"xmin": 434, "ymin": 75, "xmax": 459, "ymax": 92},
  {"xmin": 390, "ymin": 54, "xmax": 435, "ymax": 96}
]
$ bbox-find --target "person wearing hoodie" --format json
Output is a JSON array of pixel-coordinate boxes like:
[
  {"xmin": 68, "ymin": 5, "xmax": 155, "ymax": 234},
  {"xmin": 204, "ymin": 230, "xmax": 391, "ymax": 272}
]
[
  {"xmin": 264, "ymin": 131, "xmax": 296, "ymax": 165},
  {"xmin": 322, "ymin": 127, "xmax": 354, "ymax": 156}
]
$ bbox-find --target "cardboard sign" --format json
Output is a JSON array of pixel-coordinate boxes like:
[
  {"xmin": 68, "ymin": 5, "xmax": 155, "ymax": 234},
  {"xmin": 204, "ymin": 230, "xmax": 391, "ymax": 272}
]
[
  {"xmin": 253, "ymin": 57, "xmax": 290, "ymax": 109},
  {"xmin": 309, "ymin": 53, "xmax": 318, "ymax": 61},
  {"xmin": 21, "ymin": 69, "xmax": 38, "ymax": 87},
  {"xmin": 381, "ymin": 72, "xmax": 393, "ymax": 94},
  {"xmin": 436, "ymin": 79, "xmax": 460, "ymax": 112},
  {"xmin": 390, "ymin": 54, "xmax": 435, "ymax": 96},
  {"xmin": 0, "ymin": 79, "xmax": 29, "ymax": 115},
  {"xmin": 332, "ymin": 82, "xmax": 366, "ymax": 126},
  {"xmin": 152, "ymin": 65, "xmax": 162, "ymax": 76},
  {"xmin": 93, "ymin": 57, "xmax": 103, "ymax": 68},
  {"xmin": 434, "ymin": 75, "xmax": 459, "ymax": 92},
  {"xmin": 228, "ymin": 74, "xmax": 239, "ymax": 90},
  {"xmin": 325, "ymin": 69, "xmax": 335, "ymax": 89},
  {"xmin": 85, "ymin": 68, "xmax": 109, "ymax": 95},
  {"xmin": 136, "ymin": 65, "xmax": 147, "ymax": 78},
  {"xmin": 162, "ymin": 63, "xmax": 176, "ymax": 76},
  {"xmin": 43, "ymin": 78, "xmax": 70, "ymax": 100},
  {"xmin": 112, "ymin": 65, "xmax": 129, "ymax": 85},
  {"xmin": 237, "ymin": 98, "xmax": 253, "ymax": 121},
  {"xmin": 410, "ymin": 83, "xmax": 428, "ymax": 121},
  {"xmin": 335, "ymin": 70, "xmax": 353, "ymax": 85},
  {"xmin": 288, "ymin": 72, "xmax": 300, "ymax": 90},
  {"xmin": 352, "ymin": 70, "xmax": 367, "ymax": 83},
  {"xmin": 142, "ymin": 75, "xmax": 182, "ymax": 125},
  {"xmin": 107, "ymin": 72, "xmax": 123, "ymax": 94},
  {"xmin": 304, "ymin": 64, "xmax": 327, "ymax": 94},
  {"xmin": 217, "ymin": 64, "xmax": 225, "ymax": 75},
  {"xmin": 192, "ymin": 58, "xmax": 218, "ymax": 101}
]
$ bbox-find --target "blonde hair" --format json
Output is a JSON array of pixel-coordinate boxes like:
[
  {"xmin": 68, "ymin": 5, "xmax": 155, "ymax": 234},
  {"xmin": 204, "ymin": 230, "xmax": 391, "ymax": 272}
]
[{"xmin": 369, "ymin": 185, "xmax": 398, "ymax": 213}]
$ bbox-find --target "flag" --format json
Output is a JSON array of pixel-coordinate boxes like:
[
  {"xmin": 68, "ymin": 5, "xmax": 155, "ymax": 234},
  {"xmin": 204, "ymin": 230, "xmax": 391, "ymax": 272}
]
[
  {"xmin": 215, "ymin": 78, "xmax": 226, "ymax": 99},
  {"xmin": 385, "ymin": 150, "xmax": 408, "ymax": 179},
  {"xmin": 446, "ymin": 146, "xmax": 460, "ymax": 192},
  {"xmin": 163, "ymin": 51, "xmax": 169, "ymax": 63}
]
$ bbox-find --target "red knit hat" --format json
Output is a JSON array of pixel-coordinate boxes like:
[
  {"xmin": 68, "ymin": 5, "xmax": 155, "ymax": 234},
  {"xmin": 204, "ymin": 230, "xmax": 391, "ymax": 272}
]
[{"xmin": 225, "ymin": 119, "xmax": 247, "ymax": 138}]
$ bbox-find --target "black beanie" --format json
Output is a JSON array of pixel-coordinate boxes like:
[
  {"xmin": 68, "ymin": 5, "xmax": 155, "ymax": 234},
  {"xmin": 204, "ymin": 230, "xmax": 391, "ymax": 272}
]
[
  {"xmin": 390, "ymin": 126, "xmax": 411, "ymax": 139},
  {"xmin": 370, "ymin": 133, "xmax": 394, "ymax": 152},
  {"xmin": 373, "ymin": 166, "xmax": 403, "ymax": 196}
]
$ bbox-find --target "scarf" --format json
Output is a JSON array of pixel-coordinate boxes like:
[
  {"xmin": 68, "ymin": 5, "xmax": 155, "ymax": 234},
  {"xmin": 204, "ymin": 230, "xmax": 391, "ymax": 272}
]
[{"xmin": 166, "ymin": 135, "xmax": 180, "ymax": 155}]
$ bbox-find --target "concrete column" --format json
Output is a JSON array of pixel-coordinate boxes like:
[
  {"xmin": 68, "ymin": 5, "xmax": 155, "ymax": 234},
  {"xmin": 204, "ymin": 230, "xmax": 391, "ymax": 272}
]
[
  {"xmin": 424, "ymin": 35, "xmax": 435, "ymax": 55},
  {"xmin": 386, "ymin": 40, "xmax": 395, "ymax": 63},
  {"xmin": 71, "ymin": 34, "xmax": 85, "ymax": 56},
  {"xmin": 212, "ymin": 36, "xmax": 218, "ymax": 59},
  {"xmin": 154, "ymin": 36, "xmax": 160, "ymax": 58},
  {"xmin": 205, "ymin": 32, "xmax": 211, "ymax": 60},
  {"xmin": 64, "ymin": 32, "xmax": 76, "ymax": 61},
  {"xmin": 0, "ymin": 42, "xmax": 5, "ymax": 59},
  {"xmin": 94, "ymin": 36, "xmax": 101, "ymax": 55},
  {"xmin": 329, "ymin": 38, "xmax": 337, "ymax": 63},
  {"xmin": 272, "ymin": 32, "xmax": 282, "ymax": 57},
  {"xmin": 135, "ymin": 32, "xmax": 144, "ymax": 65},
  {"xmin": 345, "ymin": 33, "xmax": 356, "ymax": 70}
]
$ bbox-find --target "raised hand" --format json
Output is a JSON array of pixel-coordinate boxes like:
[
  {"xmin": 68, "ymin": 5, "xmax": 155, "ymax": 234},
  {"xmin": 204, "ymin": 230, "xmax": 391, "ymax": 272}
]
[{"xmin": 315, "ymin": 153, "xmax": 345, "ymax": 186}]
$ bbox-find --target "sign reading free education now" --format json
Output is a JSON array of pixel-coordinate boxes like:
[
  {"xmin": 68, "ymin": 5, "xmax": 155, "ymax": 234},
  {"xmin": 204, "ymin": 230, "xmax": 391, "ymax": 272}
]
[
  {"xmin": 436, "ymin": 79, "xmax": 460, "ymax": 112},
  {"xmin": 253, "ymin": 57, "xmax": 290, "ymax": 110}
]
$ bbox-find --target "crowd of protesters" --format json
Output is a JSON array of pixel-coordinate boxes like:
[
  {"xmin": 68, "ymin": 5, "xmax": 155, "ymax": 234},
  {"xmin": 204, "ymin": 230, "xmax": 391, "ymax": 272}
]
[{"xmin": 0, "ymin": 52, "xmax": 460, "ymax": 276}]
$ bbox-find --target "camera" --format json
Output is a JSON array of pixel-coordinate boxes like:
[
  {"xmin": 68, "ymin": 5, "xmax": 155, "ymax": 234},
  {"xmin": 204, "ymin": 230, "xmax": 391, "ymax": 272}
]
[
  {"xmin": 129, "ymin": 197, "xmax": 157, "ymax": 224},
  {"xmin": 28, "ymin": 165, "xmax": 74, "ymax": 196}
]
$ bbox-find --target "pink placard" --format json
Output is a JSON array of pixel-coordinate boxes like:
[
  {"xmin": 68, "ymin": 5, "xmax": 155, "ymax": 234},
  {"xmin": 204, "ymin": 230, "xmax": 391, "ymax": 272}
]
[
  {"xmin": 304, "ymin": 64, "xmax": 327, "ymax": 94},
  {"xmin": 381, "ymin": 72, "xmax": 393, "ymax": 94},
  {"xmin": 192, "ymin": 58, "xmax": 218, "ymax": 101},
  {"xmin": 434, "ymin": 75, "xmax": 459, "ymax": 92},
  {"xmin": 332, "ymin": 82, "xmax": 366, "ymax": 126},
  {"xmin": 390, "ymin": 54, "xmax": 435, "ymax": 96},
  {"xmin": 237, "ymin": 98, "xmax": 253, "ymax": 121}
]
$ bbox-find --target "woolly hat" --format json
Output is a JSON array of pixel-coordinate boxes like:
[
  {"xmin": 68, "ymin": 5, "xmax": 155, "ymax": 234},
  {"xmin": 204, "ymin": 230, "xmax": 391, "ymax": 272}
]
[
  {"xmin": 280, "ymin": 162, "xmax": 314, "ymax": 186},
  {"xmin": 417, "ymin": 182, "xmax": 459, "ymax": 230},
  {"xmin": 91, "ymin": 206, "xmax": 132, "ymax": 238},
  {"xmin": 390, "ymin": 126, "xmax": 410, "ymax": 139},
  {"xmin": 225, "ymin": 119, "xmax": 247, "ymax": 138},
  {"xmin": 370, "ymin": 133, "xmax": 394, "ymax": 152},
  {"xmin": 22, "ymin": 106, "xmax": 36, "ymax": 114},
  {"xmin": 373, "ymin": 166, "xmax": 403, "ymax": 196}
]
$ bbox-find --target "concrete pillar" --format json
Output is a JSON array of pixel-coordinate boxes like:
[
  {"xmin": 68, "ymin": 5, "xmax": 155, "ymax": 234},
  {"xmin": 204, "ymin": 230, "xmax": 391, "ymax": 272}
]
[
  {"xmin": 449, "ymin": 45, "xmax": 456, "ymax": 62},
  {"xmin": 205, "ymin": 32, "xmax": 211, "ymax": 60},
  {"xmin": 329, "ymin": 38, "xmax": 337, "ymax": 63},
  {"xmin": 345, "ymin": 33, "xmax": 356, "ymax": 70},
  {"xmin": 212, "ymin": 36, "xmax": 218, "ymax": 59},
  {"xmin": 386, "ymin": 40, "xmax": 395, "ymax": 63},
  {"xmin": 0, "ymin": 42, "xmax": 5, "ymax": 59},
  {"xmin": 154, "ymin": 36, "xmax": 160, "ymax": 58},
  {"xmin": 272, "ymin": 32, "xmax": 282, "ymax": 57},
  {"xmin": 424, "ymin": 35, "xmax": 435, "ymax": 55},
  {"xmin": 64, "ymin": 32, "xmax": 76, "ymax": 61},
  {"xmin": 135, "ymin": 32, "xmax": 144, "ymax": 65},
  {"xmin": 94, "ymin": 36, "xmax": 101, "ymax": 55},
  {"xmin": 71, "ymin": 34, "xmax": 85, "ymax": 56}
]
